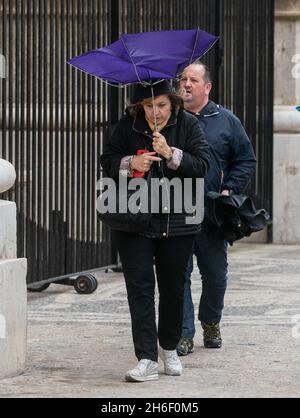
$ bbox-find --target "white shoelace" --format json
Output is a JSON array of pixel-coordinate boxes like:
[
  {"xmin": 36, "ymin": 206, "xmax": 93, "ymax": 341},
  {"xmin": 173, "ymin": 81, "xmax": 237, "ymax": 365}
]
[{"xmin": 164, "ymin": 350, "xmax": 180, "ymax": 365}]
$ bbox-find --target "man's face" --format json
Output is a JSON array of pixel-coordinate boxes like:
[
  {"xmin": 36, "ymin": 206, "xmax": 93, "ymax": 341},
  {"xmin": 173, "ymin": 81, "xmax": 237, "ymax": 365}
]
[{"xmin": 179, "ymin": 64, "xmax": 212, "ymax": 110}]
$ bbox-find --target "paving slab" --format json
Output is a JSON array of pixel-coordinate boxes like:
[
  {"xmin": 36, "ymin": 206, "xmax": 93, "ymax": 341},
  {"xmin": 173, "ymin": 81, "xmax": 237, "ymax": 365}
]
[{"xmin": 0, "ymin": 243, "xmax": 300, "ymax": 398}]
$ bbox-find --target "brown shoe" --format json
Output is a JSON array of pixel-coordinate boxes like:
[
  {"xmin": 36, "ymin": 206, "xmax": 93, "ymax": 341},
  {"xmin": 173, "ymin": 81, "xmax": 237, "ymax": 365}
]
[
  {"xmin": 176, "ymin": 337, "xmax": 194, "ymax": 356},
  {"xmin": 202, "ymin": 322, "xmax": 222, "ymax": 348}
]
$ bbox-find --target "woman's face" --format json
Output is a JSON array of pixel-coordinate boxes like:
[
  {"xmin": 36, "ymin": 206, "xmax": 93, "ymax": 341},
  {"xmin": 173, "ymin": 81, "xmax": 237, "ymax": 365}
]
[{"xmin": 142, "ymin": 94, "xmax": 172, "ymax": 127}]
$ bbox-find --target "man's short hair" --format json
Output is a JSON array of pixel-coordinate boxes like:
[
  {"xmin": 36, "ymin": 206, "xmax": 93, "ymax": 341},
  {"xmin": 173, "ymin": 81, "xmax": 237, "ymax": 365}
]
[{"xmin": 192, "ymin": 61, "xmax": 212, "ymax": 84}]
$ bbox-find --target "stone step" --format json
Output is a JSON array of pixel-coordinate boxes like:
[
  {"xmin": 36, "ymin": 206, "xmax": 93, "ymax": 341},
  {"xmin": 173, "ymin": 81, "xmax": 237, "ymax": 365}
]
[{"xmin": 0, "ymin": 258, "xmax": 27, "ymax": 379}]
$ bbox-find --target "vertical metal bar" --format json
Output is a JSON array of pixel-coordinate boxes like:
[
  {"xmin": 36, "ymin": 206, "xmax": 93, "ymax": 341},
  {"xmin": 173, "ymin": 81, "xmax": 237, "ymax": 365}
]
[
  {"xmin": 43, "ymin": 0, "xmax": 49, "ymax": 280},
  {"xmin": 31, "ymin": 0, "xmax": 38, "ymax": 281},
  {"xmin": 76, "ymin": 0, "xmax": 82, "ymax": 272},
  {"xmin": 54, "ymin": 0, "xmax": 61, "ymax": 274},
  {"xmin": 101, "ymin": 0, "xmax": 107, "ymax": 266},
  {"xmin": 65, "ymin": 0, "xmax": 71, "ymax": 273},
  {"xmin": 218, "ymin": 0, "xmax": 224, "ymax": 105},
  {"xmin": 96, "ymin": 0, "xmax": 100, "ymax": 267},
  {"xmin": 25, "ymin": 0, "xmax": 32, "ymax": 280},
  {"xmin": 48, "ymin": 0, "xmax": 55, "ymax": 278},
  {"xmin": 37, "ymin": 0, "xmax": 43, "ymax": 281},
  {"xmin": 86, "ymin": 0, "xmax": 93, "ymax": 269},
  {"xmin": 8, "ymin": 0, "xmax": 13, "ymax": 199},
  {"xmin": 60, "ymin": 0, "xmax": 66, "ymax": 273},
  {"xmin": 97, "ymin": 0, "xmax": 103, "ymax": 267},
  {"xmin": 226, "ymin": 0, "xmax": 232, "ymax": 109},
  {"xmin": 17, "ymin": 2, "xmax": 26, "ymax": 264},
  {"xmin": 14, "ymin": 0, "xmax": 20, "ymax": 256},
  {"xmin": 214, "ymin": 0, "xmax": 220, "ymax": 103},
  {"xmin": 1, "ymin": 1, "xmax": 7, "ymax": 159},
  {"xmin": 70, "ymin": 0, "xmax": 77, "ymax": 273},
  {"xmin": 267, "ymin": 0, "xmax": 274, "ymax": 241},
  {"xmin": 90, "ymin": 0, "xmax": 97, "ymax": 268},
  {"xmin": 236, "ymin": 0, "xmax": 244, "ymax": 121},
  {"xmin": 256, "ymin": 0, "xmax": 263, "ymax": 207},
  {"xmin": 81, "ymin": 0, "xmax": 87, "ymax": 271},
  {"xmin": 108, "ymin": 0, "xmax": 120, "ymax": 266}
]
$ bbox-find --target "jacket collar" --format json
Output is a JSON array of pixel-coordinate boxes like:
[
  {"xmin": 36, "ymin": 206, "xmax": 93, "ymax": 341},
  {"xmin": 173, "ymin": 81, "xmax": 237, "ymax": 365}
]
[
  {"xmin": 132, "ymin": 110, "xmax": 178, "ymax": 135},
  {"xmin": 187, "ymin": 100, "xmax": 220, "ymax": 118}
]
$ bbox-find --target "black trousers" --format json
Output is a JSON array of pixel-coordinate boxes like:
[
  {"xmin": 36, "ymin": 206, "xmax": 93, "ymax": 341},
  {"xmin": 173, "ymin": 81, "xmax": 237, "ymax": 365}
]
[{"xmin": 114, "ymin": 231, "xmax": 195, "ymax": 361}]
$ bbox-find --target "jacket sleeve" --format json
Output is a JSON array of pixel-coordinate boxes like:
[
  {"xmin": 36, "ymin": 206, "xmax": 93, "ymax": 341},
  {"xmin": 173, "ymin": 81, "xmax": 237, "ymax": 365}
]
[
  {"xmin": 176, "ymin": 117, "xmax": 210, "ymax": 178},
  {"xmin": 223, "ymin": 115, "xmax": 257, "ymax": 194},
  {"xmin": 100, "ymin": 117, "xmax": 132, "ymax": 180}
]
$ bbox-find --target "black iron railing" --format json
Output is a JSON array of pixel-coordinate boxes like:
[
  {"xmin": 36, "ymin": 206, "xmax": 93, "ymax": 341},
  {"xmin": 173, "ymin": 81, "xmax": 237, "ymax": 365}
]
[{"xmin": 0, "ymin": 0, "xmax": 274, "ymax": 284}]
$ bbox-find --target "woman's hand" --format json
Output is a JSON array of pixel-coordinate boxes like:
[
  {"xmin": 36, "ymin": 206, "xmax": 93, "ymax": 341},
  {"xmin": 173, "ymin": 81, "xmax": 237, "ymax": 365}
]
[
  {"xmin": 131, "ymin": 152, "xmax": 161, "ymax": 173},
  {"xmin": 152, "ymin": 132, "xmax": 173, "ymax": 160}
]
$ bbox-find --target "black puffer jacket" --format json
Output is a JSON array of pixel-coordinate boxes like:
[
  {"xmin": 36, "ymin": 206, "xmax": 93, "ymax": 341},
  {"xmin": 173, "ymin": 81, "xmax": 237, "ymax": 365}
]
[{"xmin": 100, "ymin": 109, "xmax": 210, "ymax": 238}]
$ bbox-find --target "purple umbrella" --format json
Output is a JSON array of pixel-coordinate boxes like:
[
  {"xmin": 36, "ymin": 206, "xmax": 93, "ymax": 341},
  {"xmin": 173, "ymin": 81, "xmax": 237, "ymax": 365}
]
[
  {"xmin": 68, "ymin": 28, "xmax": 218, "ymax": 85},
  {"xmin": 68, "ymin": 29, "xmax": 218, "ymax": 132}
]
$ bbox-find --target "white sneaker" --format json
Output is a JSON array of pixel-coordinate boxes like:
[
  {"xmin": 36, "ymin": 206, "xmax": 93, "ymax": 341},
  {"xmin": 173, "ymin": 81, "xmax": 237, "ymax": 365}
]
[
  {"xmin": 159, "ymin": 348, "xmax": 183, "ymax": 376},
  {"xmin": 125, "ymin": 359, "xmax": 159, "ymax": 382}
]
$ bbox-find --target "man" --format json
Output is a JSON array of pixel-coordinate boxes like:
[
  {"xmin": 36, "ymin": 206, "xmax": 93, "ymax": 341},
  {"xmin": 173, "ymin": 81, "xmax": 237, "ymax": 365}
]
[{"xmin": 177, "ymin": 62, "xmax": 256, "ymax": 355}]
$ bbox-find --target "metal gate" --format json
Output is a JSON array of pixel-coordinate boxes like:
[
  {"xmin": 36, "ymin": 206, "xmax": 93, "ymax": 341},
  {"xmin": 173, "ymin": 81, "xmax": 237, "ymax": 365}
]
[{"xmin": 0, "ymin": 0, "xmax": 274, "ymax": 285}]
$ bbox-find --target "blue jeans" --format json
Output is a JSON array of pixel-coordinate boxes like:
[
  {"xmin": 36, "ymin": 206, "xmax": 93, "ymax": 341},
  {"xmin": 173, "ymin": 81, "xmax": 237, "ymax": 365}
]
[{"xmin": 182, "ymin": 228, "xmax": 228, "ymax": 339}]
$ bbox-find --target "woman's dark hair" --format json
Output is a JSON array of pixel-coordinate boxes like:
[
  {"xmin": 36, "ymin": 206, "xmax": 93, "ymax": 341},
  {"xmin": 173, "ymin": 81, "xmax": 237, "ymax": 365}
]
[{"xmin": 126, "ymin": 93, "xmax": 184, "ymax": 117}]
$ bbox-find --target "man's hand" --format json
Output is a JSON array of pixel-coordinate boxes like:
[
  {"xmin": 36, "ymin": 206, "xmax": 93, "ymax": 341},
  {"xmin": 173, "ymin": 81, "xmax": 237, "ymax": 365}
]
[
  {"xmin": 221, "ymin": 190, "xmax": 230, "ymax": 196},
  {"xmin": 152, "ymin": 132, "xmax": 173, "ymax": 160},
  {"xmin": 131, "ymin": 152, "xmax": 161, "ymax": 173}
]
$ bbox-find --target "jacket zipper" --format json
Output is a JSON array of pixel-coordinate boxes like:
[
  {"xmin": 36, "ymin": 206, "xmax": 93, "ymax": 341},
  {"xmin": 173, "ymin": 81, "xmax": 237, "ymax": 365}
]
[{"xmin": 132, "ymin": 120, "xmax": 178, "ymax": 239}]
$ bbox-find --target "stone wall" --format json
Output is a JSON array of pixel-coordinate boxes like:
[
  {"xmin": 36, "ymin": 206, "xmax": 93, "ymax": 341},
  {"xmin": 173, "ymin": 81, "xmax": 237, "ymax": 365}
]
[
  {"xmin": 273, "ymin": 0, "xmax": 300, "ymax": 243},
  {"xmin": 0, "ymin": 160, "xmax": 27, "ymax": 380}
]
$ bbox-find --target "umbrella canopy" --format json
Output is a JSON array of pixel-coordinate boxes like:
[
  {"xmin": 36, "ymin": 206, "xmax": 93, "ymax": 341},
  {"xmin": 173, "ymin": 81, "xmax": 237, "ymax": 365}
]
[{"xmin": 68, "ymin": 28, "xmax": 218, "ymax": 85}]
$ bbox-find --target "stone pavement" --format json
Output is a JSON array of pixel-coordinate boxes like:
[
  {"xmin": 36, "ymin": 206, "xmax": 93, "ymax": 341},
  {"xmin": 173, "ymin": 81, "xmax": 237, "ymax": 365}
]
[{"xmin": 0, "ymin": 243, "xmax": 300, "ymax": 398}]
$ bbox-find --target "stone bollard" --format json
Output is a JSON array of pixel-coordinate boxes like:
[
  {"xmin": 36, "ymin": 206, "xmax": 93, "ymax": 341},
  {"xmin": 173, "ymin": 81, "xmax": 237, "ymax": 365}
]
[
  {"xmin": 0, "ymin": 158, "xmax": 16, "ymax": 194},
  {"xmin": 0, "ymin": 159, "xmax": 27, "ymax": 379}
]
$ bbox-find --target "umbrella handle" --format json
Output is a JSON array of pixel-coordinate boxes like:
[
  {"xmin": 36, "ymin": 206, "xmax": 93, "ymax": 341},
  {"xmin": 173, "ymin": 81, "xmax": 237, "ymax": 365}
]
[
  {"xmin": 150, "ymin": 84, "xmax": 158, "ymax": 132},
  {"xmin": 150, "ymin": 84, "xmax": 163, "ymax": 167},
  {"xmin": 150, "ymin": 84, "xmax": 162, "ymax": 167}
]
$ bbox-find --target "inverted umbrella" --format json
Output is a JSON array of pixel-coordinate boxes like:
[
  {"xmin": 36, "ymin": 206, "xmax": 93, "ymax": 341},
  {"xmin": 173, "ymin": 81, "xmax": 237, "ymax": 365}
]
[
  {"xmin": 205, "ymin": 191, "xmax": 270, "ymax": 245},
  {"xmin": 69, "ymin": 28, "xmax": 217, "ymax": 145},
  {"xmin": 68, "ymin": 28, "xmax": 218, "ymax": 132},
  {"xmin": 68, "ymin": 28, "xmax": 218, "ymax": 85}
]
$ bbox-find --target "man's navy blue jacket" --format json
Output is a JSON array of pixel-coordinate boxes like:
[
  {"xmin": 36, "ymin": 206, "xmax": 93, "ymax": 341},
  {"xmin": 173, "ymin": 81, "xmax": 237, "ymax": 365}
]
[{"xmin": 189, "ymin": 100, "xmax": 257, "ymax": 196}]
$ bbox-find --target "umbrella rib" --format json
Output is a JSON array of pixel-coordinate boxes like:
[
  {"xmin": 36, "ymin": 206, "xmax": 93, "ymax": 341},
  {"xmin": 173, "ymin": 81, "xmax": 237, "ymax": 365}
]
[
  {"xmin": 67, "ymin": 60, "xmax": 132, "ymax": 87},
  {"xmin": 95, "ymin": 76, "xmax": 129, "ymax": 88},
  {"xmin": 191, "ymin": 35, "xmax": 219, "ymax": 67},
  {"xmin": 188, "ymin": 28, "xmax": 220, "ymax": 66},
  {"xmin": 120, "ymin": 35, "xmax": 150, "ymax": 86},
  {"xmin": 189, "ymin": 28, "xmax": 200, "ymax": 64}
]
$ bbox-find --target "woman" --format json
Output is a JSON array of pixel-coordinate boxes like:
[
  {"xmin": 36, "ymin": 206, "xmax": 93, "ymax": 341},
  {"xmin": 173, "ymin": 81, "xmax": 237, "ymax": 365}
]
[{"xmin": 100, "ymin": 80, "xmax": 210, "ymax": 382}]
